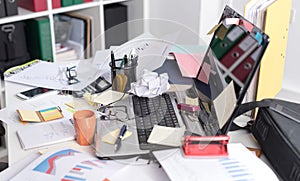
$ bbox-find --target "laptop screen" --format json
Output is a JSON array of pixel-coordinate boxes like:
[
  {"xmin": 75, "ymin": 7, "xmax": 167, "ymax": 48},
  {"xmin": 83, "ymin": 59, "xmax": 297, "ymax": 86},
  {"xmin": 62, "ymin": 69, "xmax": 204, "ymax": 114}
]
[{"xmin": 192, "ymin": 5, "xmax": 270, "ymax": 135}]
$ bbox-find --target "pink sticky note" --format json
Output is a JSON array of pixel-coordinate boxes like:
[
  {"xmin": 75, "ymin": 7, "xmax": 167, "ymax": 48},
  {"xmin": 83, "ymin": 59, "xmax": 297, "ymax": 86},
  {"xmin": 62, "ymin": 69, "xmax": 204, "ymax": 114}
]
[
  {"xmin": 172, "ymin": 53, "xmax": 204, "ymax": 78},
  {"xmin": 197, "ymin": 62, "xmax": 211, "ymax": 84},
  {"xmin": 240, "ymin": 20, "xmax": 254, "ymax": 32}
]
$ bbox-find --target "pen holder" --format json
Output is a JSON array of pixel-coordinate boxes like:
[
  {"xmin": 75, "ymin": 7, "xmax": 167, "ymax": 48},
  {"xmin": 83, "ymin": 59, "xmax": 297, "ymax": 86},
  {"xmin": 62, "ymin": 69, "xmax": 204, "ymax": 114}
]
[{"xmin": 110, "ymin": 58, "xmax": 138, "ymax": 93}]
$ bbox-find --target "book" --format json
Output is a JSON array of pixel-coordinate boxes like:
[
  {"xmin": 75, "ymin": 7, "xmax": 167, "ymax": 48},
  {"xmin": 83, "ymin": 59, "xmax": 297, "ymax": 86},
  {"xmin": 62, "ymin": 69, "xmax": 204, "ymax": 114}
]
[
  {"xmin": 25, "ymin": 17, "xmax": 53, "ymax": 62},
  {"xmin": 17, "ymin": 107, "xmax": 64, "ymax": 122},
  {"xmin": 16, "ymin": 119, "xmax": 75, "ymax": 150}
]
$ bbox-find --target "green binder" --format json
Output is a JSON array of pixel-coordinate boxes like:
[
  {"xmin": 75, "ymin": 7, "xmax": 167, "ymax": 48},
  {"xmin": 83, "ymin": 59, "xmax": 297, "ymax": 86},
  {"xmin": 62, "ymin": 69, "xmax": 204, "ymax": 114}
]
[
  {"xmin": 211, "ymin": 25, "xmax": 247, "ymax": 60},
  {"xmin": 61, "ymin": 0, "xmax": 73, "ymax": 7},
  {"xmin": 25, "ymin": 17, "xmax": 53, "ymax": 62},
  {"xmin": 73, "ymin": 0, "xmax": 83, "ymax": 5}
]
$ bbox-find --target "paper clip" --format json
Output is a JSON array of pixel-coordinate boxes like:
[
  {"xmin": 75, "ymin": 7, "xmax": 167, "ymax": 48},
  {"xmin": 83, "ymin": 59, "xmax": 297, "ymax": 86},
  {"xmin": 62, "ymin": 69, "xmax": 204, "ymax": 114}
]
[{"xmin": 182, "ymin": 135, "xmax": 229, "ymax": 158}]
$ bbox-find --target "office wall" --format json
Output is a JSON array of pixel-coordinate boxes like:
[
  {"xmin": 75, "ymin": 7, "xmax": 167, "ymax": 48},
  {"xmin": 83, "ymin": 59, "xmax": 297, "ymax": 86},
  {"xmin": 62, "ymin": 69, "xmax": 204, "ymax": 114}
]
[{"xmin": 281, "ymin": 0, "xmax": 299, "ymax": 91}]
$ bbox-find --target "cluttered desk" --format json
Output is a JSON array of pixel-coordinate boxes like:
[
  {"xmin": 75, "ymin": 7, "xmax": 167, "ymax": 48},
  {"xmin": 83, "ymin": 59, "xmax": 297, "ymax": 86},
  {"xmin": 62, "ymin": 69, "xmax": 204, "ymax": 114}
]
[{"xmin": 0, "ymin": 6, "xmax": 280, "ymax": 180}]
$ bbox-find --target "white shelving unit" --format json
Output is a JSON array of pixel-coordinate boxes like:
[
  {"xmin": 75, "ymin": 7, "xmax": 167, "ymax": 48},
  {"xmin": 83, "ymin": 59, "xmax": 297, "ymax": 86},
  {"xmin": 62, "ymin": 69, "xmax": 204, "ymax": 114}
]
[
  {"xmin": 0, "ymin": 0, "xmax": 144, "ymax": 163},
  {"xmin": 0, "ymin": 0, "xmax": 144, "ymax": 62}
]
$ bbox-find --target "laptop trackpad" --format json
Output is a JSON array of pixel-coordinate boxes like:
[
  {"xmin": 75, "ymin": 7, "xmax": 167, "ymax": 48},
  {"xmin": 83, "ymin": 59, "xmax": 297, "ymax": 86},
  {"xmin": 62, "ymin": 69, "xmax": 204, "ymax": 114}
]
[{"xmin": 94, "ymin": 119, "xmax": 149, "ymax": 159}]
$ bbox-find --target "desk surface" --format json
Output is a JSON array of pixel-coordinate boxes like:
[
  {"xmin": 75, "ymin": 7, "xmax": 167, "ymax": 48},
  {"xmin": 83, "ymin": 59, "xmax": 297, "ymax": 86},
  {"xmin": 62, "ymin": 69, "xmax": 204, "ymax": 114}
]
[{"xmin": 1, "ymin": 80, "xmax": 278, "ymax": 180}]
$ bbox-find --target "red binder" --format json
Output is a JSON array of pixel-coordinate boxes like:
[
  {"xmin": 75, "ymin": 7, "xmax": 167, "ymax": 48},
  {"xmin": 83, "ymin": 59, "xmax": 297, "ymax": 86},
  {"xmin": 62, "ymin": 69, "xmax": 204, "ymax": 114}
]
[
  {"xmin": 220, "ymin": 33, "xmax": 258, "ymax": 70},
  {"xmin": 232, "ymin": 46, "xmax": 263, "ymax": 83},
  {"xmin": 18, "ymin": 0, "xmax": 47, "ymax": 12},
  {"xmin": 84, "ymin": 0, "xmax": 93, "ymax": 2},
  {"xmin": 52, "ymin": 0, "xmax": 61, "ymax": 9}
]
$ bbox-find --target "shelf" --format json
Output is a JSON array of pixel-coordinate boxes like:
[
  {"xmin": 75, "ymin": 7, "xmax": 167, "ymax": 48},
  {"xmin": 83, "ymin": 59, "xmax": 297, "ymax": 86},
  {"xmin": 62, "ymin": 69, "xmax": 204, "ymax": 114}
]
[
  {"xmin": 51, "ymin": 1, "xmax": 101, "ymax": 14},
  {"xmin": 0, "ymin": 8, "xmax": 49, "ymax": 24}
]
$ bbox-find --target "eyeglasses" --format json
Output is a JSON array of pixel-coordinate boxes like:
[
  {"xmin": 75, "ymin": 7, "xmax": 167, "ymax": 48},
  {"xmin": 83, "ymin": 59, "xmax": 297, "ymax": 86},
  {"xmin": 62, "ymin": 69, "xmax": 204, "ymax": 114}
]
[{"xmin": 66, "ymin": 66, "xmax": 79, "ymax": 85}]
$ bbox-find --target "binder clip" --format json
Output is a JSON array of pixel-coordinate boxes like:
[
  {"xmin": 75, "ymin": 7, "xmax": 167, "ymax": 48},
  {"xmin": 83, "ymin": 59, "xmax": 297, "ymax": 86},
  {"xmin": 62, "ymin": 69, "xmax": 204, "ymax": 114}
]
[{"xmin": 182, "ymin": 135, "xmax": 229, "ymax": 158}]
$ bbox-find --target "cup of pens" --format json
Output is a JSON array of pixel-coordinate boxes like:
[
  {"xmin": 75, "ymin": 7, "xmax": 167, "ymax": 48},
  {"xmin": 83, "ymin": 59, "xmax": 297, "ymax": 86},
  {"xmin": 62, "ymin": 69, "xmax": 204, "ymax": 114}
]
[{"xmin": 110, "ymin": 51, "xmax": 138, "ymax": 93}]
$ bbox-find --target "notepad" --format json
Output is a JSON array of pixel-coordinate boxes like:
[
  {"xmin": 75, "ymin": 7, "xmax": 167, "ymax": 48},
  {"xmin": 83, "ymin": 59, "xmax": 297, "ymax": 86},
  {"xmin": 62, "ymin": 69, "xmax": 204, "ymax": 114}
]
[
  {"xmin": 16, "ymin": 119, "xmax": 75, "ymax": 150},
  {"xmin": 17, "ymin": 106, "xmax": 64, "ymax": 122}
]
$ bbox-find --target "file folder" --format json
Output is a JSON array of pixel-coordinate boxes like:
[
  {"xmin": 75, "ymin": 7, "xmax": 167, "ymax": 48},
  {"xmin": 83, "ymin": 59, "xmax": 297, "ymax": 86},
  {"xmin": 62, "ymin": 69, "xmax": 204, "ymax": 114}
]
[
  {"xmin": 211, "ymin": 25, "xmax": 247, "ymax": 59},
  {"xmin": 220, "ymin": 33, "xmax": 258, "ymax": 69},
  {"xmin": 255, "ymin": 0, "xmax": 292, "ymax": 101},
  {"xmin": 233, "ymin": 46, "xmax": 263, "ymax": 84}
]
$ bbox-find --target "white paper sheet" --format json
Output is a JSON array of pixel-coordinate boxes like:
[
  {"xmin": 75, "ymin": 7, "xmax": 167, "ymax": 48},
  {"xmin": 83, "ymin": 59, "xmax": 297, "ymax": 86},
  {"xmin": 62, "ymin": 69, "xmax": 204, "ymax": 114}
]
[
  {"xmin": 153, "ymin": 143, "xmax": 279, "ymax": 181},
  {"xmin": 4, "ymin": 61, "xmax": 100, "ymax": 91},
  {"xmin": 10, "ymin": 147, "xmax": 135, "ymax": 181}
]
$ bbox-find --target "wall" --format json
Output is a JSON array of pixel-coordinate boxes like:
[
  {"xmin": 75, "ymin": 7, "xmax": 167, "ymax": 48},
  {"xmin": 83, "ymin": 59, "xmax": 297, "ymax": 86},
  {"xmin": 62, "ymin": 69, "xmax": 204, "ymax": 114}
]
[{"xmin": 276, "ymin": 0, "xmax": 300, "ymax": 102}]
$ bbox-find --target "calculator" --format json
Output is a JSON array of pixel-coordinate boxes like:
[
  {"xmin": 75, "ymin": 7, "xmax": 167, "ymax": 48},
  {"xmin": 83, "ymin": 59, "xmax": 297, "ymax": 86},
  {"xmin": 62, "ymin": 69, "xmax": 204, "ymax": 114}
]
[{"xmin": 72, "ymin": 76, "xmax": 111, "ymax": 98}]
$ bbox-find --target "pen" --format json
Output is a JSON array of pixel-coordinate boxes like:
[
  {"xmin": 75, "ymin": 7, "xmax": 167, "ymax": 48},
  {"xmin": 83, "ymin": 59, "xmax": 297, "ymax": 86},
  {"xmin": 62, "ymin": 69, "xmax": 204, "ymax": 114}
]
[
  {"xmin": 111, "ymin": 50, "xmax": 117, "ymax": 89},
  {"xmin": 114, "ymin": 124, "xmax": 127, "ymax": 151}
]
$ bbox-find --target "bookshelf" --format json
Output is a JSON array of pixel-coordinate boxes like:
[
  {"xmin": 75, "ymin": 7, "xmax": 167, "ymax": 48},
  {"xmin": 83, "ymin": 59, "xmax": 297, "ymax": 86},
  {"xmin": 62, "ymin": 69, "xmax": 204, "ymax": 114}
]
[{"xmin": 0, "ymin": 0, "xmax": 144, "ymax": 63}]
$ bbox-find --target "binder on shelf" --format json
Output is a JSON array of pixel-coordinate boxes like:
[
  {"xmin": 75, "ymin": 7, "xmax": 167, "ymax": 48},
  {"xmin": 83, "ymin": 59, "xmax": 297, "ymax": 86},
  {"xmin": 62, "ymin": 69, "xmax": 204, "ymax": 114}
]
[
  {"xmin": 104, "ymin": 3, "xmax": 128, "ymax": 48},
  {"xmin": 4, "ymin": 0, "xmax": 18, "ymax": 16},
  {"xmin": 25, "ymin": 17, "xmax": 53, "ymax": 62},
  {"xmin": 61, "ymin": 0, "xmax": 73, "ymax": 7},
  {"xmin": 220, "ymin": 33, "xmax": 258, "ymax": 69},
  {"xmin": 0, "ymin": 22, "xmax": 29, "ymax": 61},
  {"xmin": 211, "ymin": 25, "xmax": 247, "ymax": 59},
  {"xmin": 18, "ymin": 0, "xmax": 47, "ymax": 12},
  {"xmin": 52, "ymin": 0, "xmax": 61, "ymax": 9},
  {"xmin": 84, "ymin": 0, "xmax": 93, "ymax": 2},
  {"xmin": 73, "ymin": 0, "xmax": 83, "ymax": 5},
  {"xmin": 0, "ymin": 0, "xmax": 6, "ymax": 18}
]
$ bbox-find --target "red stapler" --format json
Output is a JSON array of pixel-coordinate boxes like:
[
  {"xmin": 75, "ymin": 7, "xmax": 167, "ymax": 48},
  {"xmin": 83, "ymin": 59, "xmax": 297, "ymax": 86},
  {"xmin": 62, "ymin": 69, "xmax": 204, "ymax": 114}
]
[{"xmin": 182, "ymin": 135, "xmax": 230, "ymax": 158}]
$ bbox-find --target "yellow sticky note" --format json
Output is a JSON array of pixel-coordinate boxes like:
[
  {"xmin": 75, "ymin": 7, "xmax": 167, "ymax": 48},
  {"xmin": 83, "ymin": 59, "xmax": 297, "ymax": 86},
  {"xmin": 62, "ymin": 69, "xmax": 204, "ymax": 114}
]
[
  {"xmin": 207, "ymin": 22, "xmax": 222, "ymax": 35},
  {"xmin": 185, "ymin": 96, "xmax": 199, "ymax": 106},
  {"xmin": 101, "ymin": 129, "xmax": 132, "ymax": 145}
]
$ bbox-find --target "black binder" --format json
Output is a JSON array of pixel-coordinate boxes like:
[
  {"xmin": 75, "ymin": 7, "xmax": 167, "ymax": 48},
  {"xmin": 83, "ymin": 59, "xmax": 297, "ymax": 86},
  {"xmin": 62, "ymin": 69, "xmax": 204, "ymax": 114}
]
[
  {"xmin": 104, "ymin": 3, "xmax": 128, "ymax": 48},
  {"xmin": 0, "ymin": 0, "xmax": 6, "ymax": 18},
  {"xmin": 0, "ymin": 22, "xmax": 30, "ymax": 79},
  {"xmin": 4, "ymin": 0, "xmax": 18, "ymax": 16}
]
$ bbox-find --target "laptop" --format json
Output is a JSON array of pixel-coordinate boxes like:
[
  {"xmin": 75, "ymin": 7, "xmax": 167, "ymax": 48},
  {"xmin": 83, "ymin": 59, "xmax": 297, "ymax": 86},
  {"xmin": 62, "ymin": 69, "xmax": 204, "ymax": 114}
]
[{"xmin": 94, "ymin": 5, "xmax": 270, "ymax": 159}]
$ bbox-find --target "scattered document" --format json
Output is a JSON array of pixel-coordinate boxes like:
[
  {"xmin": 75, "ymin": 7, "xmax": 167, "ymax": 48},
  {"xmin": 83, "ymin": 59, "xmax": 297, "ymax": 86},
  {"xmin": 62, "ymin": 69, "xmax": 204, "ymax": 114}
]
[
  {"xmin": 92, "ymin": 90, "xmax": 128, "ymax": 105},
  {"xmin": 171, "ymin": 53, "xmax": 204, "ymax": 78},
  {"xmin": 4, "ymin": 60, "xmax": 100, "ymax": 91},
  {"xmin": 11, "ymin": 147, "xmax": 169, "ymax": 181},
  {"xmin": 16, "ymin": 119, "xmax": 75, "ymax": 150},
  {"xmin": 147, "ymin": 125, "xmax": 185, "ymax": 147},
  {"xmin": 213, "ymin": 81, "xmax": 237, "ymax": 128},
  {"xmin": 153, "ymin": 143, "xmax": 279, "ymax": 181},
  {"xmin": 129, "ymin": 69, "xmax": 170, "ymax": 98}
]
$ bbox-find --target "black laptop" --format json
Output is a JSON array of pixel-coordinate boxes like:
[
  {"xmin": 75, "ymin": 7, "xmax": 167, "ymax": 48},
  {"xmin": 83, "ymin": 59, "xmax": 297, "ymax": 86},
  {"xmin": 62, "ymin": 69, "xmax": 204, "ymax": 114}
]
[{"xmin": 94, "ymin": 5, "xmax": 270, "ymax": 159}]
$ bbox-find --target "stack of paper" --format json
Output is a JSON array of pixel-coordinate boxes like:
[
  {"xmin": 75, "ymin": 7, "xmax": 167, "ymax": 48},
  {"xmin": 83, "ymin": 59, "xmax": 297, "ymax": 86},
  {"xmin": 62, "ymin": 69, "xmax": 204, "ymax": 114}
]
[{"xmin": 153, "ymin": 143, "xmax": 279, "ymax": 181}]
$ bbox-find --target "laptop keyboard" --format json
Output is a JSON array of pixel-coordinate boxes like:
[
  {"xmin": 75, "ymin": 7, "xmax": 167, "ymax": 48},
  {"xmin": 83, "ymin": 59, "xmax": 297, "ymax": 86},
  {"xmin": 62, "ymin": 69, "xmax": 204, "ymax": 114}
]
[{"xmin": 132, "ymin": 94, "xmax": 180, "ymax": 149}]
